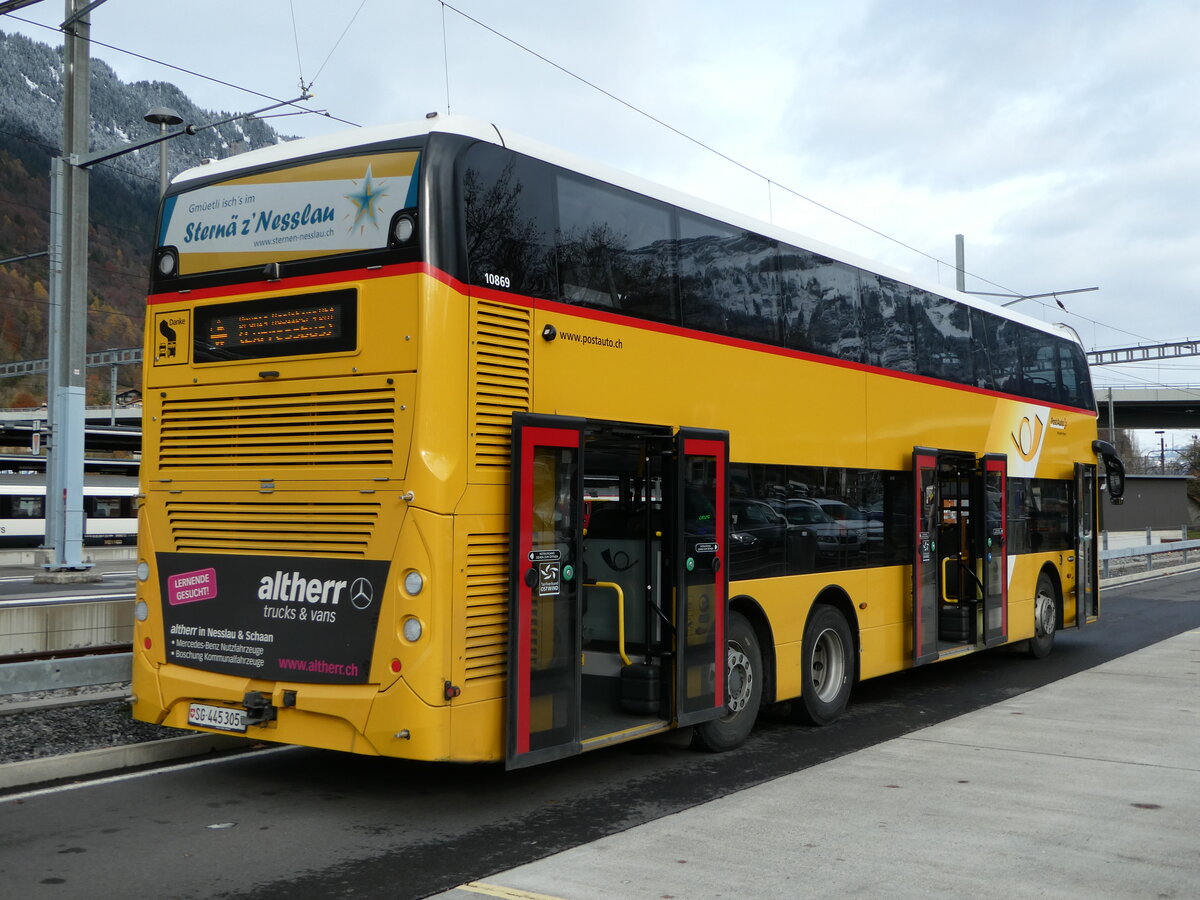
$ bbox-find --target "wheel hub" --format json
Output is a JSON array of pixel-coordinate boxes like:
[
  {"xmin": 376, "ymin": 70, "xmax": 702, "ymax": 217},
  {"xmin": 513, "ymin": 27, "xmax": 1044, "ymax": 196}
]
[
  {"xmin": 726, "ymin": 645, "xmax": 752, "ymax": 713},
  {"xmin": 811, "ymin": 627, "xmax": 846, "ymax": 702},
  {"xmin": 1035, "ymin": 590, "xmax": 1056, "ymax": 638}
]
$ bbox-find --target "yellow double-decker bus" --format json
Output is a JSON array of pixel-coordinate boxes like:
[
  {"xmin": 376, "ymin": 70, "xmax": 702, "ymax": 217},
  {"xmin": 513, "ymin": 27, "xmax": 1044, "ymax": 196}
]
[{"xmin": 132, "ymin": 116, "xmax": 1124, "ymax": 768}]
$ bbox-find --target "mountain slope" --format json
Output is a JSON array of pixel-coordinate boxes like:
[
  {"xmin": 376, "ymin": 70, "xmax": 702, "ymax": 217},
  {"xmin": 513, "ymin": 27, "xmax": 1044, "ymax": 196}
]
[{"xmin": 0, "ymin": 28, "xmax": 290, "ymax": 407}]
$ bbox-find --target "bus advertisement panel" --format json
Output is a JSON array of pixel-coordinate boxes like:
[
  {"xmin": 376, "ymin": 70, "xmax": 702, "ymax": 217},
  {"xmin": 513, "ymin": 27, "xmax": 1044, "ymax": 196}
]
[
  {"xmin": 157, "ymin": 151, "xmax": 420, "ymax": 275},
  {"xmin": 159, "ymin": 553, "xmax": 388, "ymax": 684}
]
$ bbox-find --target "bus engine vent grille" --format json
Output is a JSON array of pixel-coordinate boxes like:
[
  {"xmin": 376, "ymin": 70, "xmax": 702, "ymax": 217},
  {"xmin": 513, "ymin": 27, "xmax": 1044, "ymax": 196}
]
[
  {"xmin": 157, "ymin": 382, "xmax": 396, "ymax": 469},
  {"xmin": 166, "ymin": 499, "xmax": 380, "ymax": 557},
  {"xmin": 463, "ymin": 532, "xmax": 509, "ymax": 683},
  {"xmin": 470, "ymin": 300, "xmax": 531, "ymax": 470}
]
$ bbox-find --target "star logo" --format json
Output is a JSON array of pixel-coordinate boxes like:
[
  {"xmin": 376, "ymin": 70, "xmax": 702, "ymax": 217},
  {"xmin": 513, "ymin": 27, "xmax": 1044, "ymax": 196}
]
[
  {"xmin": 344, "ymin": 165, "xmax": 388, "ymax": 234},
  {"xmin": 349, "ymin": 577, "xmax": 374, "ymax": 611}
]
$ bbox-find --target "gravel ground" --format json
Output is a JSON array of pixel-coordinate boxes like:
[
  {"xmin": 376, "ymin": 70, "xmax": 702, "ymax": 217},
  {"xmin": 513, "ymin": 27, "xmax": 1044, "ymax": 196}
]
[{"xmin": 0, "ymin": 683, "xmax": 187, "ymax": 765}]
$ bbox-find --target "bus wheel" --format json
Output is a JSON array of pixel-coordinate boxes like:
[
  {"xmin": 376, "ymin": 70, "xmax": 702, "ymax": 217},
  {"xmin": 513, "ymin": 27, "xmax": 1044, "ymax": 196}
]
[
  {"xmin": 792, "ymin": 604, "xmax": 853, "ymax": 726},
  {"xmin": 691, "ymin": 611, "xmax": 762, "ymax": 752},
  {"xmin": 1028, "ymin": 572, "xmax": 1057, "ymax": 659}
]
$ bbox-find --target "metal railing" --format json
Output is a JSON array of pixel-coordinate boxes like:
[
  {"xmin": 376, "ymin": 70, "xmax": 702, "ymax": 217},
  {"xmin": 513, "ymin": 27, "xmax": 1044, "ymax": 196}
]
[
  {"xmin": 1, "ymin": 653, "xmax": 131, "ymax": 698},
  {"xmin": 1099, "ymin": 526, "xmax": 1200, "ymax": 577}
]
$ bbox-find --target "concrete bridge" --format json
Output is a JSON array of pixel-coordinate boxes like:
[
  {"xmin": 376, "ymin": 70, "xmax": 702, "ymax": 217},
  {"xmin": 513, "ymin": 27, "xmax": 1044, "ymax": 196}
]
[{"xmin": 1095, "ymin": 386, "xmax": 1200, "ymax": 431}]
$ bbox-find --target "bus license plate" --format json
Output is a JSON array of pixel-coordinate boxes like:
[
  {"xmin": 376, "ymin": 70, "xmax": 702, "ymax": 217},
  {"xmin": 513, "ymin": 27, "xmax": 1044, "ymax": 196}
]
[{"xmin": 188, "ymin": 703, "xmax": 247, "ymax": 733}]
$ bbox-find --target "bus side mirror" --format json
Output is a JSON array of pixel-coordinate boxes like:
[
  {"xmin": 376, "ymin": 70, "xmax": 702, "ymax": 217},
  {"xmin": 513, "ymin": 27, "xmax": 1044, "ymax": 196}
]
[{"xmin": 1093, "ymin": 440, "xmax": 1126, "ymax": 505}]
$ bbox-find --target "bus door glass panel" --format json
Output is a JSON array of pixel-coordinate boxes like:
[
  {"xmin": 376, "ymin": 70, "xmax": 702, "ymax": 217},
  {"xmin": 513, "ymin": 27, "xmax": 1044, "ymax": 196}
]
[
  {"xmin": 507, "ymin": 415, "xmax": 584, "ymax": 769},
  {"xmin": 1075, "ymin": 462, "xmax": 1098, "ymax": 626},
  {"xmin": 936, "ymin": 454, "xmax": 986, "ymax": 646},
  {"xmin": 980, "ymin": 454, "xmax": 1008, "ymax": 646},
  {"xmin": 675, "ymin": 429, "xmax": 729, "ymax": 726},
  {"xmin": 578, "ymin": 429, "xmax": 671, "ymax": 738},
  {"xmin": 912, "ymin": 450, "xmax": 940, "ymax": 665}
]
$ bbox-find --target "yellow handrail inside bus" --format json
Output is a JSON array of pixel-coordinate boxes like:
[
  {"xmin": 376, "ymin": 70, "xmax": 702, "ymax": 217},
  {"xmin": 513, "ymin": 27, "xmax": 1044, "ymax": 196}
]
[
  {"xmin": 940, "ymin": 556, "xmax": 954, "ymax": 604},
  {"xmin": 589, "ymin": 581, "xmax": 629, "ymax": 666},
  {"xmin": 940, "ymin": 554, "xmax": 986, "ymax": 603}
]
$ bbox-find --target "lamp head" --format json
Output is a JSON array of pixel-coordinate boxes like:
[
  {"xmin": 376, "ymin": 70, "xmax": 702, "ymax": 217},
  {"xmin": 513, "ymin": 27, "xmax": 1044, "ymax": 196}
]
[{"xmin": 145, "ymin": 107, "xmax": 184, "ymax": 127}]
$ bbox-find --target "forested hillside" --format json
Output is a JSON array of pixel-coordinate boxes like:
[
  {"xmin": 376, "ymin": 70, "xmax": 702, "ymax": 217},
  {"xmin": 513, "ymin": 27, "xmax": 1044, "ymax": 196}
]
[{"xmin": 0, "ymin": 29, "xmax": 286, "ymax": 408}]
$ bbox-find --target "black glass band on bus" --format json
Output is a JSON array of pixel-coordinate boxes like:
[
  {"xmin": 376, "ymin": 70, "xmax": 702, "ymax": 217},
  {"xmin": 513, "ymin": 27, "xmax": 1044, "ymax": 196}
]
[
  {"xmin": 192, "ymin": 289, "xmax": 358, "ymax": 363},
  {"xmin": 452, "ymin": 140, "xmax": 1098, "ymax": 413}
]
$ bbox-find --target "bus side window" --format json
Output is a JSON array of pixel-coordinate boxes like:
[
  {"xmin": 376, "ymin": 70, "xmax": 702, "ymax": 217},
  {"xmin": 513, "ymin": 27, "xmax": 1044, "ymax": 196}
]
[
  {"xmin": 557, "ymin": 175, "xmax": 679, "ymax": 325},
  {"xmin": 862, "ymin": 274, "xmax": 916, "ymax": 374},
  {"xmin": 678, "ymin": 214, "xmax": 777, "ymax": 344},
  {"xmin": 913, "ymin": 291, "xmax": 974, "ymax": 386},
  {"xmin": 1019, "ymin": 329, "xmax": 1063, "ymax": 403},
  {"xmin": 782, "ymin": 251, "xmax": 862, "ymax": 363},
  {"xmin": 461, "ymin": 144, "xmax": 558, "ymax": 300}
]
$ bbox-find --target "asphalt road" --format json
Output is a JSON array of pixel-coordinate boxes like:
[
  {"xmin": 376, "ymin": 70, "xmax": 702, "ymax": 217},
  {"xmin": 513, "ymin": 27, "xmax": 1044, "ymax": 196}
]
[{"xmin": 2, "ymin": 571, "xmax": 1197, "ymax": 900}]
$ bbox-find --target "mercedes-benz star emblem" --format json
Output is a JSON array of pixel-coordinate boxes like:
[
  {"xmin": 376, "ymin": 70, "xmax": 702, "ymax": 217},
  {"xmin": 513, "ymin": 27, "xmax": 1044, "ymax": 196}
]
[{"xmin": 349, "ymin": 577, "xmax": 374, "ymax": 610}]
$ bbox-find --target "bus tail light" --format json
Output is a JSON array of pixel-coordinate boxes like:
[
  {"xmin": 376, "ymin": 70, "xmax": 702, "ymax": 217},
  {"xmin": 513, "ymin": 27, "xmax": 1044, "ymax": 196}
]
[{"xmin": 402, "ymin": 617, "xmax": 423, "ymax": 643}]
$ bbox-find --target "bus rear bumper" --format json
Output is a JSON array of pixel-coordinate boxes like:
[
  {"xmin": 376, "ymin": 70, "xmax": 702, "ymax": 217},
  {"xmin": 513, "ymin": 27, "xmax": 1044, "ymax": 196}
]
[{"xmin": 132, "ymin": 653, "xmax": 503, "ymax": 762}]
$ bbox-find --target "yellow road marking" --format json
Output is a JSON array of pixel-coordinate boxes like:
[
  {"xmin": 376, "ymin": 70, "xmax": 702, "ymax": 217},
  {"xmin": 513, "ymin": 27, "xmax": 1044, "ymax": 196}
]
[{"xmin": 457, "ymin": 882, "xmax": 570, "ymax": 900}]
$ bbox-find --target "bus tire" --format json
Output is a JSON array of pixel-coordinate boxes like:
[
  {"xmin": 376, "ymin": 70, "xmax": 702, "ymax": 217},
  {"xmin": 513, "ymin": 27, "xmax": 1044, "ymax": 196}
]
[
  {"xmin": 691, "ymin": 611, "xmax": 762, "ymax": 753},
  {"xmin": 792, "ymin": 604, "xmax": 853, "ymax": 726},
  {"xmin": 1028, "ymin": 572, "xmax": 1057, "ymax": 659}
]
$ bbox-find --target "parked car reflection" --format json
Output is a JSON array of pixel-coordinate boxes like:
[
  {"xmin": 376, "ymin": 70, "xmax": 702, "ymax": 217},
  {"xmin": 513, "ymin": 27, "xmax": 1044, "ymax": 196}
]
[
  {"xmin": 729, "ymin": 498, "xmax": 789, "ymax": 578},
  {"xmin": 773, "ymin": 498, "xmax": 861, "ymax": 566},
  {"xmin": 813, "ymin": 499, "xmax": 881, "ymax": 549}
]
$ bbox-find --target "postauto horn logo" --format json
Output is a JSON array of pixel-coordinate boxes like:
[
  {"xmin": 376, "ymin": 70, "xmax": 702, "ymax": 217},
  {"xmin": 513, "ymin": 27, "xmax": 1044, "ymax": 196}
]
[{"xmin": 1011, "ymin": 413, "xmax": 1045, "ymax": 462}]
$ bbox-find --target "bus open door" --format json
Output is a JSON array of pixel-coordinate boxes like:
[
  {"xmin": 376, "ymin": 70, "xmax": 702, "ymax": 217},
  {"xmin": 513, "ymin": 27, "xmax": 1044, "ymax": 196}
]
[
  {"xmin": 912, "ymin": 448, "xmax": 1008, "ymax": 665},
  {"xmin": 506, "ymin": 414, "xmax": 728, "ymax": 769}
]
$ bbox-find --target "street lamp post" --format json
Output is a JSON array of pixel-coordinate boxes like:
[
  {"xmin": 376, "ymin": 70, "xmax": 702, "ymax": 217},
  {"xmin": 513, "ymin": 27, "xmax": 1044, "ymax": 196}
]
[
  {"xmin": 144, "ymin": 107, "xmax": 183, "ymax": 196},
  {"xmin": 1156, "ymin": 430, "xmax": 1166, "ymax": 473}
]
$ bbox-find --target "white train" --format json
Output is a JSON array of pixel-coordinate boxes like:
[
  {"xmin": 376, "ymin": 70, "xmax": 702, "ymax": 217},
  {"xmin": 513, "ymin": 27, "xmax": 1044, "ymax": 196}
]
[{"xmin": 0, "ymin": 466, "xmax": 138, "ymax": 546}]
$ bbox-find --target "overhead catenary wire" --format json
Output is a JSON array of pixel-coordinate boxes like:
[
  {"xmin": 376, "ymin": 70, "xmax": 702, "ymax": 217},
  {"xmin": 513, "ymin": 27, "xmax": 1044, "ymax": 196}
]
[
  {"xmin": 308, "ymin": 0, "xmax": 370, "ymax": 88},
  {"xmin": 288, "ymin": 0, "xmax": 307, "ymax": 94}
]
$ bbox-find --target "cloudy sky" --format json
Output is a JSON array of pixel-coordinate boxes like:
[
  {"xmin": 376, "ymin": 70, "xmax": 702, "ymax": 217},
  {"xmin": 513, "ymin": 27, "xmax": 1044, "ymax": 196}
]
[{"xmin": 4, "ymin": 0, "xmax": 1198, "ymax": 409}]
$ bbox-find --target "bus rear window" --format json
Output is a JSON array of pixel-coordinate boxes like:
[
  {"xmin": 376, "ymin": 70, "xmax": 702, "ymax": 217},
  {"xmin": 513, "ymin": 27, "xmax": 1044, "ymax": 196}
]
[{"xmin": 194, "ymin": 289, "xmax": 357, "ymax": 361}]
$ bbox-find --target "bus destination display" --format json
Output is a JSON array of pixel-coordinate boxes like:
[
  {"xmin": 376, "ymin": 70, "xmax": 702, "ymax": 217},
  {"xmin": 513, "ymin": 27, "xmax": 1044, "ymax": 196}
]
[
  {"xmin": 207, "ymin": 304, "xmax": 340, "ymax": 348},
  {"xmin": 195, "ymin": 289, "xmax": 357, "ymax": 361}
]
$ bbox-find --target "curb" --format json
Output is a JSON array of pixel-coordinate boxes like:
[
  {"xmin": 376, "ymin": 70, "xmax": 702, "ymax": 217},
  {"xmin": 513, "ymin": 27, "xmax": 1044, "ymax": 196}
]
[{"xmin": 0, "ymin": 733, "xmax": 252, "ymax": 791}]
